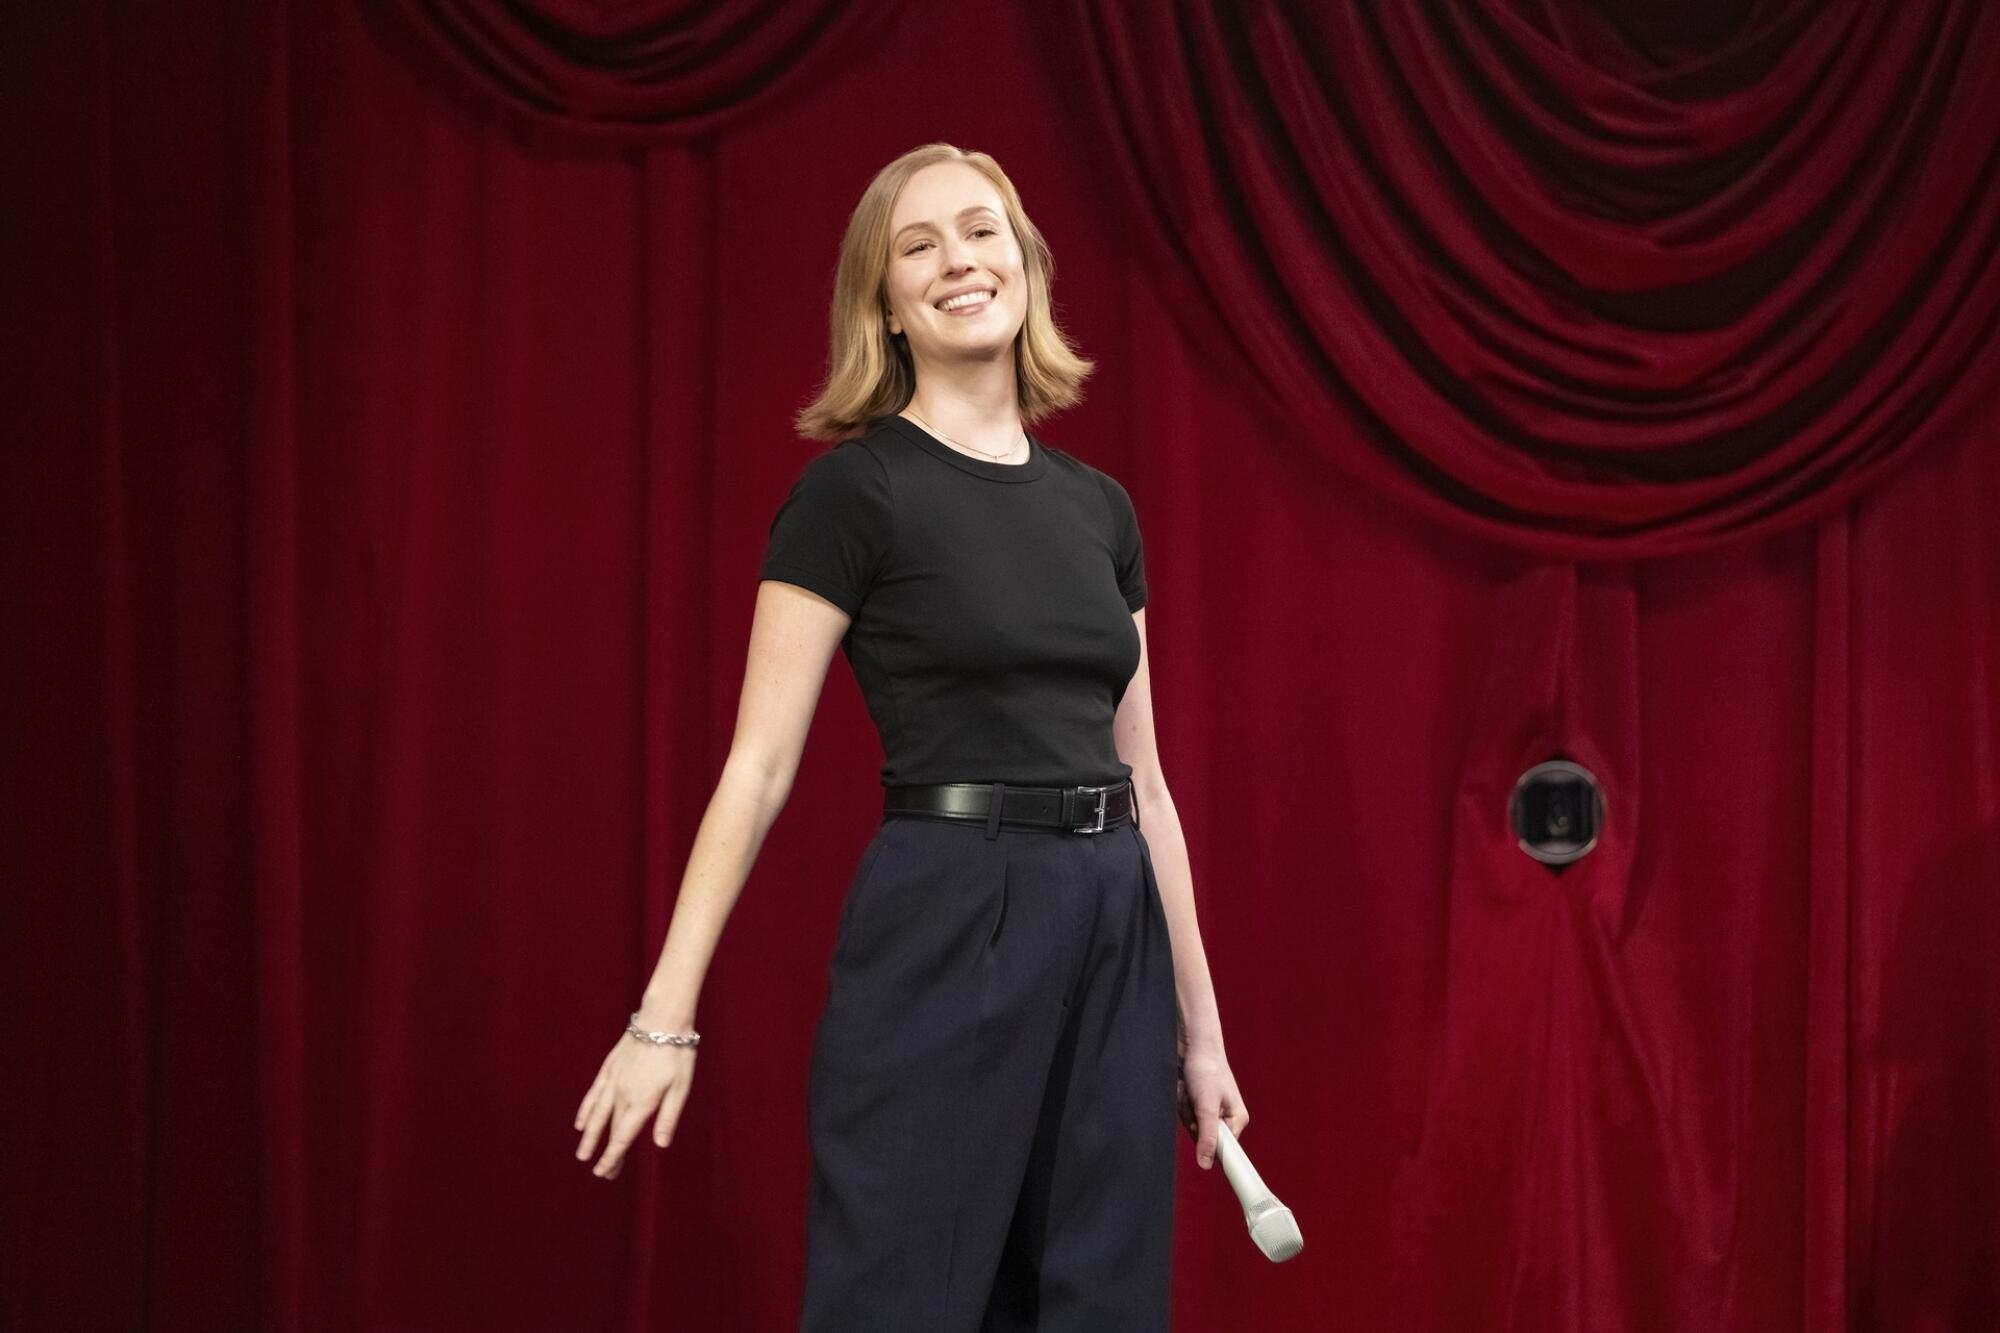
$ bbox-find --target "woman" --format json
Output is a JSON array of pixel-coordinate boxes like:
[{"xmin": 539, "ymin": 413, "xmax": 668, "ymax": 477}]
[{"xmin": 573, "ymin": 142, "xmax": 1248, "ymax": 1330}]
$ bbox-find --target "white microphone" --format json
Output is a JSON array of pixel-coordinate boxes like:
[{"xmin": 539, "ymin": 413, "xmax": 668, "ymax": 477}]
[{"xmin": 1213, "ymin": 1121, "xmax": 1303, "ymax": 1262}]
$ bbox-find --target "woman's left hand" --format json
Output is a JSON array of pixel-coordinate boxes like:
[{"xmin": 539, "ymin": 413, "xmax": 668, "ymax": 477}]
[{"xmin": 1176, "ymin": 1037, "xmax": 1247, "ymax": 1169}]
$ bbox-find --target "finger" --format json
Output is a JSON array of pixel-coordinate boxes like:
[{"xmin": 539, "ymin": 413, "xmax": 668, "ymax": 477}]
[
  {"xmin": 1197, "ymin": 1099, "xmax": 1221, "ymax": 1169},
  {"xmin": 577, "ymin": 1091, "xmax": 615, "ymax": 1162},
  {"xmin": 653, "ymin": 1080, "xmax": 691, "ymax": 1148},
  {"xmin": 594, "ymin": 1104, "xmax": 637, "ymax": 1177},
  {"xmin": 575, "ymin": 1056, "xmax": 612, "ymax": 1122},
  {"xmin": 594, "ymin": 1103, "xmax": 647, "ymax": 1178},
  {"xmin": 575, "ymin": 1067, "xmax": 610, "ymax": 1130}
]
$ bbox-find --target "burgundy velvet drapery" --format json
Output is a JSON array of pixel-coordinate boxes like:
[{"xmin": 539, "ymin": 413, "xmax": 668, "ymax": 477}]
[
  {"xmin": 383, "ymin": 0, "xmax": 903, "ymax": 142},
  {"xmin": 5, "ymin": 2, "xmax": 1998, "ymax": 1331},
  {"xmin": 1051, "ymin": 0, "xmax": 2000, "ymax": 558}
]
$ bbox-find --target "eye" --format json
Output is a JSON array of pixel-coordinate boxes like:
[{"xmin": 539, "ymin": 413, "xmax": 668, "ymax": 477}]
[
  {"xmin": 904, "ymin": 239, "xmax": 933, "ymax": 255},
  {"xmin": 973, "ymin": 226, "xmax": 997, "ymax": 238}
]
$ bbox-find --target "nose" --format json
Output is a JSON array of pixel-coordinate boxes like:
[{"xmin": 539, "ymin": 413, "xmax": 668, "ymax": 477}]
[{"xmin": 939, "ymin": 232, "xmax": 977, "ymax": 273}]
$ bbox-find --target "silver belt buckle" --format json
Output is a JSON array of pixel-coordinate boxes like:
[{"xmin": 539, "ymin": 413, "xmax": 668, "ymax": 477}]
[{"xmin": 1071, "ymin": 783, "xmax": 1114, "ymax": 833}]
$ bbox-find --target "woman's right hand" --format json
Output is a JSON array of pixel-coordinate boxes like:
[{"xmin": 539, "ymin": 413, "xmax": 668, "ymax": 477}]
[{"xmin": 573, "ymin": 1032, "xmax": 697, "ymax": 1180}]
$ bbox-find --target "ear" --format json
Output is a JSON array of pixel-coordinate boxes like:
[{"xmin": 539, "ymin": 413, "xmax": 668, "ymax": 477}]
[{"xmin": 886, "ymin": 311, "xmax": 902, "ymax": 336}]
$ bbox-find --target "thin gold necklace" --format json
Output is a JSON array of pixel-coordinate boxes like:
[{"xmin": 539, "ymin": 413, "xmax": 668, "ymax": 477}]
[{"xmin": 905, "ymin": 408, "xmax": 1027, "ymax": 463}]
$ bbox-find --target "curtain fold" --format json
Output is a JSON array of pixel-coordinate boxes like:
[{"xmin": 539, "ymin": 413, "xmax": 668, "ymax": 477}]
[
  {"xmin": 379, "ymin": 0, "xmax": 903, "ymax": 142},
  {"xmin": 1047, "ymin": 0, "xmax": 2000, "ymax": 557}
]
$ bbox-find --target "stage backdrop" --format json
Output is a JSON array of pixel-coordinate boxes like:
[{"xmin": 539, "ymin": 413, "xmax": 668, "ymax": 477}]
[{"xmin": 5, "ymin": 1, "xmax": 1998, "ymax": 1330}]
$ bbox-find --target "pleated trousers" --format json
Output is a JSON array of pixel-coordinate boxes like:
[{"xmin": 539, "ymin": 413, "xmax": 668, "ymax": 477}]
[{"xmin": 799, "ymin": 811, "xmax": 1180, "ymax": 1332}]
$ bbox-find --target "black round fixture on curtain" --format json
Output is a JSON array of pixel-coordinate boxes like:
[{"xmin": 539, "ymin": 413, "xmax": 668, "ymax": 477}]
[{"xmin": 1510, "ymin": 760, "xmax": 1605, "ymax": 866}]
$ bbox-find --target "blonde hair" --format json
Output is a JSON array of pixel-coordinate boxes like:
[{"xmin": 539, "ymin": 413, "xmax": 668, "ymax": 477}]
[{"xmin": 794, "ymin": 143, "xmax": 1094, "ymax": 441}]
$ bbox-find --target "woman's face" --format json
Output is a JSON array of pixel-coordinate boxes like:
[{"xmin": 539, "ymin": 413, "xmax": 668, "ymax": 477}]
[{"xmin": 883, "ymin": 162, "xmax": 1028, "ymax": 371}]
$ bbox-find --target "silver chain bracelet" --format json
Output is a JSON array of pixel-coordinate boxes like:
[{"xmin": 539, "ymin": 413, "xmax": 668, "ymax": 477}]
[{"xmin": 625, "ymin": 1012, "xmax": 701, "ymax": 1048}]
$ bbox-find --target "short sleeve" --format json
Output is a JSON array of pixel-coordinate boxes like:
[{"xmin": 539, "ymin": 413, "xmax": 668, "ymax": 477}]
[
  {"xmin": 1095, "ymin": 471, "xmax": 1147, "ymax": 612},
  {"xmin": 759, "ymin": 443, "xmax": 894, "ymax": 618}
]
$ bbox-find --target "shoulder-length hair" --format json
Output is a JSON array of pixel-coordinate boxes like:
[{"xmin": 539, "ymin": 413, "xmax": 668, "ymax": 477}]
[{"xmin": 794, "ymin": 143, "xmax": 1094, "ymax": 442}]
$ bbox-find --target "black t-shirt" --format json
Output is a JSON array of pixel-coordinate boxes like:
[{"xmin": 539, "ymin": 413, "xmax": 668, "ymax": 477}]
[{"xmin": 759, "ymin": 413, "xmax": 1146, "ymax": 789}]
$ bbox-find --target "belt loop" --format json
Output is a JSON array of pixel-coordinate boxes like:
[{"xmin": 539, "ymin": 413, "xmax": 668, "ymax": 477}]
[
  {"xmin": 1131, "ymin": 780, "xmax": 1141, "ymax": 830},
  {"xmin": 985, "ymin": 782, "xmax": 1005, "ymax": 840}
]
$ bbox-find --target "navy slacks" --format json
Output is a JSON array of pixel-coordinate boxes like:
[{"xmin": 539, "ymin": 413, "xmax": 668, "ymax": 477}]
[{"xmin": 800, "ymin": 812, "xmax": 1180, "ymax": 1332}]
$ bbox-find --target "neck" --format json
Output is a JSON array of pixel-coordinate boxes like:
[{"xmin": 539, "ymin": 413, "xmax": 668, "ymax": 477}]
[{"xmin": 907, "ymin": 353, "xmax": 1023, "ymax": 455}]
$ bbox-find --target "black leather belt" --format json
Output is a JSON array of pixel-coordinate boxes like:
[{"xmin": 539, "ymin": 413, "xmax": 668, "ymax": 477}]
[{"xmin": 883, "ymin": 780, "xmax": 1138, "ymax": 837}]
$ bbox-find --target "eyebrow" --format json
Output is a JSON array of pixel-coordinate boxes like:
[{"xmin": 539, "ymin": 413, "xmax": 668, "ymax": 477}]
[{"xmin": 892, "ymin": 206, "xmax": 1000, "ymax": 244}]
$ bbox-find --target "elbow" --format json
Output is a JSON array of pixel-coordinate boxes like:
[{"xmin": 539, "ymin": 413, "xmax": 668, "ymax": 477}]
[
  {"xmin": 1128, "ymin": 764, "xmax": 1169, "ymax": 816},
  {"xmin": 722, "ymin": 747, "xmax": 794, "ymax": 811}
]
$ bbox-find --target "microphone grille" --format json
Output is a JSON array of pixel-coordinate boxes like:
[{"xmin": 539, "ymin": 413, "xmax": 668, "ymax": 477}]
[{"xmin": 1249, "ymin": 1206, "xmax": 1304, "ymax": 1263}]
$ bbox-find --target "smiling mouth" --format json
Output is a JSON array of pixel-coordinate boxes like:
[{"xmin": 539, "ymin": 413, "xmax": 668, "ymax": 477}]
[{"xmin": 936, "ymin": 289, "xmax": 995, "ymax": 313}]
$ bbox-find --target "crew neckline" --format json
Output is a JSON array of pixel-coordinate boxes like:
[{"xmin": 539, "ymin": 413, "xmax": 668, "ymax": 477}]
[{"xmin": 882, "ymin": 413, "xmax": 1048, "ymax": 483}]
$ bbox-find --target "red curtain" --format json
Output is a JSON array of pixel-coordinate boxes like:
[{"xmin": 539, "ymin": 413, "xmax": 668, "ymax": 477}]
[
  {"xmin": 382, "ymin": 0, "xmax": 903, "ymax": 143},
  {"xmin": 5, "ymin": 2, "xmax": 1997, "ymax": 1331},
  {"xmin": 1050, "ymin": 0, "xmax": 2000, "ymax": 559}
]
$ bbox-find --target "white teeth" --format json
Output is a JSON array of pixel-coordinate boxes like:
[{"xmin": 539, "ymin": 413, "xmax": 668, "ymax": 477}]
[{"xmin": 937, "ymin": 290, "xmax": 994, "ymax": 312}]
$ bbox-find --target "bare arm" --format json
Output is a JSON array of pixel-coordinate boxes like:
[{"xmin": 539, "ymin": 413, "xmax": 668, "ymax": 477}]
[
  {"xmin": 1113, "ymin": 606, "xmax": 1248, "ymax": 1167},
  {"xmin": 574, "ymin": 578, "xmax": 849, "ymax": 1177},
  {"xmin": 630, "ymin": 579, "xmax": 852, "ymax": 1028}
]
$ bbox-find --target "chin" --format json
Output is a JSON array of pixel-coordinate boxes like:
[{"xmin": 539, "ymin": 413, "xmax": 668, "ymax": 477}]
[
  {"xmin": 945, "ymin": 337, "xmax": 1018, "ymax": 362},
  {"xmin": 922, "ymin": 326, "xmax": 1019, "ymax": 359}
]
